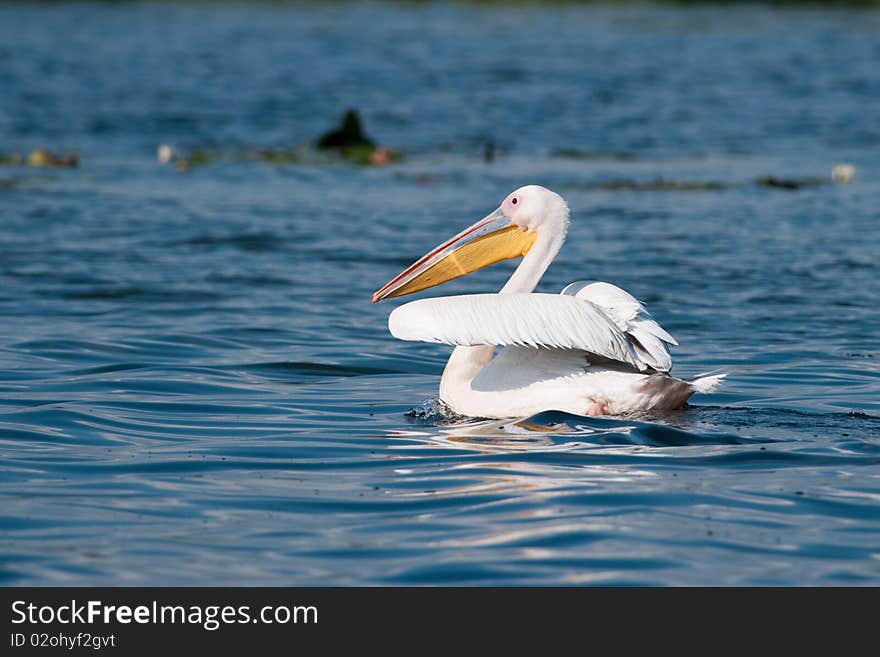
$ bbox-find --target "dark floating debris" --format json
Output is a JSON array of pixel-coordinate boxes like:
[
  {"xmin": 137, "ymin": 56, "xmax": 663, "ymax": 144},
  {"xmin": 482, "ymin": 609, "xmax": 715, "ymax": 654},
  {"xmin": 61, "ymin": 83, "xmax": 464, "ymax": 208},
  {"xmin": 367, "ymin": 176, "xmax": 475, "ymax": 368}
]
[
  {"xmin": 315, "ymin": 108, "xmax": 400, "ymax": 166},
  {"xmin": 0, "ymin": 149, "xmax": 78, "ymax": 168},
  {"xmin": 483, "ymin": 140, "xmax": 495, "ymax": 163},
  {"xmin": 316, "ymin": 108, "xmax": 376, "ymax": 151},
  {"xmin": 755, "ymin": 164, "xmax": 855, "ymax": 189},
  {"xmin": 755, "ymin": 175, "xmax": 825, "ymax": 191}
]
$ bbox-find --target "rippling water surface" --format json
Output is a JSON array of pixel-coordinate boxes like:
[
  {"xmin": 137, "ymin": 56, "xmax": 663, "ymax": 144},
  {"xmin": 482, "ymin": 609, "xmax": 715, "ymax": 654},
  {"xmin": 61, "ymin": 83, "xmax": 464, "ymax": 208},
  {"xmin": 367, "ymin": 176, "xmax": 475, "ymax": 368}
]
[{"xmin": 1, "ymin": 2, "xmax": 879, "ymax": 585}]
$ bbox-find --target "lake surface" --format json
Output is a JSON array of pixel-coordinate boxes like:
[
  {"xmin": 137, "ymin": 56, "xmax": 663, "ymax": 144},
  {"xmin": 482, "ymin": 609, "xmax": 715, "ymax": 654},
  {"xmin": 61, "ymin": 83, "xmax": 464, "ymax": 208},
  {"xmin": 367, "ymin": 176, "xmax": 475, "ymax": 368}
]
[{"xmin": 1, "ymin": 1, "xmax": 879, "ymax": 586}]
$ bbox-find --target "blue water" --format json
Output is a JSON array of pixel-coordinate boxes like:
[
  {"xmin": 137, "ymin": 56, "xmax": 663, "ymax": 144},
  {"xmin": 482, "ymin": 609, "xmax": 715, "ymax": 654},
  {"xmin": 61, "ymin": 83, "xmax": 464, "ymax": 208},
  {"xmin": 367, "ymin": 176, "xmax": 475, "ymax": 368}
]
[{"xmin": 1, "ymin": 2, "xmax": 879, "ymax": 586}]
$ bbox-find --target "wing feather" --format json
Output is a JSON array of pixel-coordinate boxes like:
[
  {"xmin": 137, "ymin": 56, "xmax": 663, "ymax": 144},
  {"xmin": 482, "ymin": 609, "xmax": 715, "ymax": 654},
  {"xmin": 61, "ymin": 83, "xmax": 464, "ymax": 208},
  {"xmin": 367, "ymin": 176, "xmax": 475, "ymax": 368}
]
[
  {"xmin": 388, "ymin": 293, "xmax": 645, "ymax": 369},
  {"xmin": 561, "ymin": 281, "xmax": 677, "ymax": 371}
]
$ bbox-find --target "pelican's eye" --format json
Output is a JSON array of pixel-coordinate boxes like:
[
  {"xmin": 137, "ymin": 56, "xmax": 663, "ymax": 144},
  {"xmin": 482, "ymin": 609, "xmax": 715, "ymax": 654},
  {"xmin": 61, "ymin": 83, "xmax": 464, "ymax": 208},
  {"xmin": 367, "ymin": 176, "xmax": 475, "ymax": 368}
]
[{"xmin": 511, "ymin": 196, "xmax": 518, "ymax": 205}]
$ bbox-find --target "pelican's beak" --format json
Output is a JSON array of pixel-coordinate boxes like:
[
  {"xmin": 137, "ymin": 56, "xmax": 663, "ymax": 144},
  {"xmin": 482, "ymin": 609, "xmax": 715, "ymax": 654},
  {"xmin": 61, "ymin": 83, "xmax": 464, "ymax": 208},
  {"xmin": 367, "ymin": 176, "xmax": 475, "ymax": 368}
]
[{"xmin": 372, "ymin": 208, "xmax": 536, "ymax": 302}]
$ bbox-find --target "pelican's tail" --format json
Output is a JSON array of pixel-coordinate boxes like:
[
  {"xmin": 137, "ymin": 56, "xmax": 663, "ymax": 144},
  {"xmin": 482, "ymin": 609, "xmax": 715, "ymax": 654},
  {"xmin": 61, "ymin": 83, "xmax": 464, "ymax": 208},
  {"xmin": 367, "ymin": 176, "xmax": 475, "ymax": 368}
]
[{"xmin": 688, "ymin": 372, "xmax": 726, "ymax": 394}]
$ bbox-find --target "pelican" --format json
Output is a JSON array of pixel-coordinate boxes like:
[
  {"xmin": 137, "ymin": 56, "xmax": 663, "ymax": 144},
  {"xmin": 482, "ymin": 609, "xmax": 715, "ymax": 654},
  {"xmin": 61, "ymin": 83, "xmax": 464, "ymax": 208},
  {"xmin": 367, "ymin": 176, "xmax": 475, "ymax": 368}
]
[{"xmin": 372, "ymin": 185, "xmax": 723, "ymax": 419}]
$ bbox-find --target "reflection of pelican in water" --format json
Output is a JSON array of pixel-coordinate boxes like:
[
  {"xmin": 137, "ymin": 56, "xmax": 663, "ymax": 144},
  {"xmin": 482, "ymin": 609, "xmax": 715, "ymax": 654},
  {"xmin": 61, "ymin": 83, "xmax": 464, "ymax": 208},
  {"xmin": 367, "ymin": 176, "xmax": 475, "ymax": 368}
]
[
  {"xmin": 373, "ymin": 185, "xmax": 724, "ymax": 419},
  {"xmin": 397, "ymin": 415, "xmax": 636, "ymax": 453}
]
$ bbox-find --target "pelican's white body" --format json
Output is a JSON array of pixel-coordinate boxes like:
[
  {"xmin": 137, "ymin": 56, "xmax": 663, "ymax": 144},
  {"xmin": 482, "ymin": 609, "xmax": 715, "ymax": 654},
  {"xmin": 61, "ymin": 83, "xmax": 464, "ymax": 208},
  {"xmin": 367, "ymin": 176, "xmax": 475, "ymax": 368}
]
[
  {"xmin": 380, "ymin": 186, "xmax": 723, "ymax": 418},
  {"xmin": 439, "ymin": 346, "xmax": 696, "ymax": 419}
]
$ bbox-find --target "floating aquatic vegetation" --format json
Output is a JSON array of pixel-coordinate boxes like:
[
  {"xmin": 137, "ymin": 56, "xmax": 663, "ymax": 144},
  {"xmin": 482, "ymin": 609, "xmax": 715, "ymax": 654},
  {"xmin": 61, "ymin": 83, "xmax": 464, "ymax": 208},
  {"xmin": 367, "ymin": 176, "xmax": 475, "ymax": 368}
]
[
  {"xmin": 28, "ymin": 149, "xmax": 78, "ymax": 168},
  {"xmin": 559, "ymin": 163, "xmax": 859, "ymax": 194},
  {"xmin": 159, "ymin": 143, "xmax": 319, "ymax": 170},
  {"xmin": 0, "ymin": 149, "xmax": 78, "ymax": 168},
  {"xmin": 157, "ymin": 144, "xmax": 221, "ymax": 171},
  {"xmin": 174, "ymin": 148, "xmax": 219, "ymax": 171},
  {"xmin": 551, "ymin": 147, "xmax": 638, "ymax": 161},
  {"xmin": 0, "ymin": 153, "xmax": 23, "ymax": 166},
  {"xmin": 596, "ymin": 178, "xmax": 732, "ymax": 192},
  {"xmin": 157, "ymin": 109, "xmax": 400, "ymax": 172},
  {"xmin": 247, "ymin": 147, "xmax": 304, "ymax": 165},
  {"xmin": 560, "ymin": 178, "xmax": 732, "ymax": 192}
]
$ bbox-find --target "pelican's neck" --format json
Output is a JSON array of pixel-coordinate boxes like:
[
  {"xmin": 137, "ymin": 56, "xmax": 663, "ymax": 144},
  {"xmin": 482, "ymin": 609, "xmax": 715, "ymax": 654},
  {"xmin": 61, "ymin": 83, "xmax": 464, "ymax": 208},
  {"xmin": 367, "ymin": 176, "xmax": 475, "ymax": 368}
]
[
  {"xmin": 499, "ymin": 226, "xmax": 565, "ymax": 294},
  {"xmin": 440, "ymin": 200, "xmax": 569, "ymax": 406}
]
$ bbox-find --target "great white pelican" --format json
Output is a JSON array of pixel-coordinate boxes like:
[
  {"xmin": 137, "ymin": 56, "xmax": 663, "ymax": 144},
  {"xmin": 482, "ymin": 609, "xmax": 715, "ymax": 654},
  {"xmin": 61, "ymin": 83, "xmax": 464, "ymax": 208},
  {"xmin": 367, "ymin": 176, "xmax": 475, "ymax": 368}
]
[{"xmin": 372, "ymin": 185, "xmax": 723, "ymax": 418}]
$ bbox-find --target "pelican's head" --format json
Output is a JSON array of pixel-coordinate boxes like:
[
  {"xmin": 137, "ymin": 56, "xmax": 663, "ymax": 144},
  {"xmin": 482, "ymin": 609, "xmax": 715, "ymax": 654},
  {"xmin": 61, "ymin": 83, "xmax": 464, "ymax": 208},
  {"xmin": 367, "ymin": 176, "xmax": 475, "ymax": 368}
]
[{"xmin": 372, "ymin": 185, "xmax": 568, "ymax": 302}]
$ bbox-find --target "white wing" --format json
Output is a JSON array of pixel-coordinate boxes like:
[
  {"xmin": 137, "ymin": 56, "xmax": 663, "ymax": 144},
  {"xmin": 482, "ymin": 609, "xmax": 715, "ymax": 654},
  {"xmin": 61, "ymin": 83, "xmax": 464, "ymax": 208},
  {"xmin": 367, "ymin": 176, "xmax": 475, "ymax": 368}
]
[
  {"xmin": 561, "ymin": 281, "xmax": 677, "ymax": 371},
  {"xmin": 388, "ymin": 293, "xmax": 648, "ymax": 370}
]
